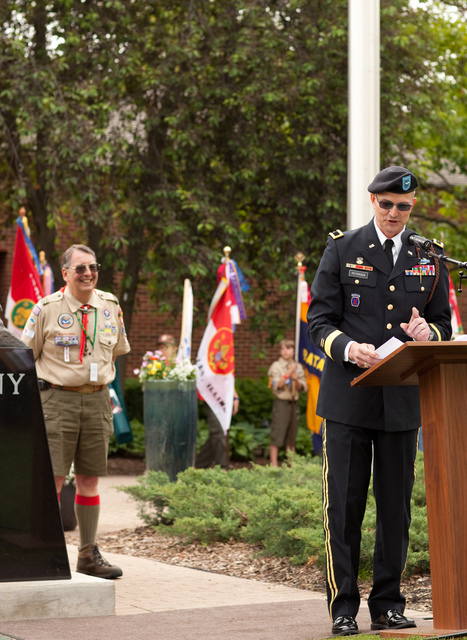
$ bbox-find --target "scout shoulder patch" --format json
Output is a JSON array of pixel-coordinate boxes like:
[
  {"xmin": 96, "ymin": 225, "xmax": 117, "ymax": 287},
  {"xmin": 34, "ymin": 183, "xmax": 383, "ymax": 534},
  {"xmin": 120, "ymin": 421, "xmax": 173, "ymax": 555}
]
[
  {"xmin": 42, "ymin": 291, "xmax": 64, "ymax": 306},
  {"xmin": 329, "ymin": 229, "xmax": 344, "ymax": 240},
  {"xmin": 97, "ymin": 290, "xmax": 119, "ymax": 305}
]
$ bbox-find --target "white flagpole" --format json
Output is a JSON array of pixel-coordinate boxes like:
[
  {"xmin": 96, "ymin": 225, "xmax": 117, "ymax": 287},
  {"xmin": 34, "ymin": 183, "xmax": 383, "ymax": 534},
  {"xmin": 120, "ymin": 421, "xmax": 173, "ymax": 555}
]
[
  {"xmin": 177, "ymin": 279, "xmax": 193, "ymax": 361},
  {"xmin": 294, "ymin": 252, "xmax": 305, "ymax": 361}
]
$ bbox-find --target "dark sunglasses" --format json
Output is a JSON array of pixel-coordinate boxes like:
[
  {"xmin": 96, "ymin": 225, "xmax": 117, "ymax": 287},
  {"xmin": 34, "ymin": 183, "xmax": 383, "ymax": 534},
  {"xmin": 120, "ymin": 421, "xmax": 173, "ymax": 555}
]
[
  {"xmin": 68, "ymin": 263, "xmax": 100, "ymax": 275},
  {"xmin": 375, "ymin": 195, "xmax": 413, "ymax": 212}
]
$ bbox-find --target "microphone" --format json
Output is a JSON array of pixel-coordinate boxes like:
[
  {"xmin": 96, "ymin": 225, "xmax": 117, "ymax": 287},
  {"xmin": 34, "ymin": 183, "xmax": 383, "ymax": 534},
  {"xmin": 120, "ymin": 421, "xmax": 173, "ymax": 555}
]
[{"xmin": 401, "ymin": 229, "xmax": 432, "ymax": 251}]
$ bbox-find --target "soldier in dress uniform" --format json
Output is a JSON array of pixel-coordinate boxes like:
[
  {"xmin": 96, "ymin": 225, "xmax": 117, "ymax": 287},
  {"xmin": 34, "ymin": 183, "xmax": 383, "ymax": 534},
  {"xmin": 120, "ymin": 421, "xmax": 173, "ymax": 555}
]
[
  {"xmin": 22, "ymin": 244, "xmax": 130, "ymax": 579},
  {"xmin": 307, "ymin": 166, "xmax": 451, "ymax": 635}
]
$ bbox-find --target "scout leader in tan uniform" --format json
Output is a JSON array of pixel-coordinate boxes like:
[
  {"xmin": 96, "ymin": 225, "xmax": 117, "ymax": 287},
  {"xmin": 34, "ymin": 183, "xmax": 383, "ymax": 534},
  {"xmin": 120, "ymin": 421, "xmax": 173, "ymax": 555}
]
[{"xmin": 22, "ymin": 244, "xmax": 130, "ymax": 579}]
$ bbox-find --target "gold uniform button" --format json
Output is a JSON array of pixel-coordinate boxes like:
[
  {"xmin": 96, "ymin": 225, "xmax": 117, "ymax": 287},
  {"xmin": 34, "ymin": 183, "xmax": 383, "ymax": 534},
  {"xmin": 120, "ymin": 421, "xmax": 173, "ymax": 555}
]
[
  {"xmin": 355, "ymin": 279, "xmax": 360, "ymax": 284},
  {"xmin": 387, "ymin": 304, "xmax": 393, "ymax": 310},
  {"xmin": 421, "ymin": 286, "xmax": 425, "ymax": 292},
  {"xmin": 386, "ymin": 323, "xmax": 392, "ymax": 330},
  {"xmin": 389, "ymin": 285, "xmax": 395, "ymax": 292}
]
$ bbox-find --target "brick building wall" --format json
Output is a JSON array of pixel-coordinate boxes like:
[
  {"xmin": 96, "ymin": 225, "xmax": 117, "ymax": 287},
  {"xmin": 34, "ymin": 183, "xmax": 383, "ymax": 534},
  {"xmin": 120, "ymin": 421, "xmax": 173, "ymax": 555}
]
[{"xmin": 125, "ymin": 285, "xmax": 288, "ymax": 379}]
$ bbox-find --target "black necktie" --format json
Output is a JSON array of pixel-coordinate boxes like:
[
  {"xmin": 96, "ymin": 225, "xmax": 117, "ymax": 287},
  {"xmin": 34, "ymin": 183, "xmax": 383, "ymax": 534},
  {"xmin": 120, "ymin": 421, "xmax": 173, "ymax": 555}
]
[{"xmin": 384, "ymin": 239, "xmax": 394, "ymax": 268}]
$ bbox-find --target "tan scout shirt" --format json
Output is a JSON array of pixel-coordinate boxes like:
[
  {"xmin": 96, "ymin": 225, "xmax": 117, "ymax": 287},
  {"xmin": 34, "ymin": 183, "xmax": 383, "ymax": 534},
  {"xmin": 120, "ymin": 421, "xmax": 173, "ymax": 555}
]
[
  {"xmin": 21, "ymin": 287, "xmax": 130, "ymax": 387},
  {"xmin": 268, "ymin": 356, "xmax": 307, "ymax": 401}
]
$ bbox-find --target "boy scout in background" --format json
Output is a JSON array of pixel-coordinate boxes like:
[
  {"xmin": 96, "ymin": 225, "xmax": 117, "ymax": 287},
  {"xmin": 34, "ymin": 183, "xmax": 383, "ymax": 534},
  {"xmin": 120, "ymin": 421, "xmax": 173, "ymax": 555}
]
[
  {"xmin": 22, "ymin": 244, "xmax": 130, "ymax": 579},
  {"xmin": 268, "ymin": 338, "xmax": 307, "ymax": 467}
]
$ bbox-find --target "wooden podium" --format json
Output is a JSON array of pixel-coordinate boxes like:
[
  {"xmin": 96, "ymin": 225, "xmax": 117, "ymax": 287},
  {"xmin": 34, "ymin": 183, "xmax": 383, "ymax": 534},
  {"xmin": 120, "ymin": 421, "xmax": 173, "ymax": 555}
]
[{"xmin": 352, "ymin": 341, "xmax": 467, "ymax": 635}]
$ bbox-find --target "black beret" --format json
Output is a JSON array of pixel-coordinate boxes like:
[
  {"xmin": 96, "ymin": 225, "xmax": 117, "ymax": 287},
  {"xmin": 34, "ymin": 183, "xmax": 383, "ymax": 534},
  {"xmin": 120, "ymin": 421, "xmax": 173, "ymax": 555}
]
[{"xmin": 367, "ymin": 166, "xmax": 418, "ymax": 194}]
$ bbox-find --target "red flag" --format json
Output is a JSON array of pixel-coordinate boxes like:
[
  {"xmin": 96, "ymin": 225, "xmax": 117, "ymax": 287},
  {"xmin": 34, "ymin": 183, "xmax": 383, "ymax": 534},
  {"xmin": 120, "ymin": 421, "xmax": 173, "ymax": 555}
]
[
  {"xmin": 5, "ymin": 222, "xmax": 45, "ymax": 337},
  {"xmin": 196, "ymin": 282, "xmax": 235, "ymax": 434},
  {"xmin": 449, "ymin": 273, "xmax": 463, "ymax": 337}
]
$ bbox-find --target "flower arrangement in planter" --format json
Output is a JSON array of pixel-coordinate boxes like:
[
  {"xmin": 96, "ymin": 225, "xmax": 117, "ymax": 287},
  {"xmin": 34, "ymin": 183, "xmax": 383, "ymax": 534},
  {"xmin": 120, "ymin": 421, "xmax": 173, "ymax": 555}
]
[{"xmin": 134, "ymin": 351, "xmax": 198, "ymax": 384}]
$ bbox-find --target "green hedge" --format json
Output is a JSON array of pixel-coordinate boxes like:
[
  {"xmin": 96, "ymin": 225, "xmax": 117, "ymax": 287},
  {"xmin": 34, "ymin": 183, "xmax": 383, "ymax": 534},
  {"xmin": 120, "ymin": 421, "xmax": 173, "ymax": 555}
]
[
  {"xmin": 122, "ymin": 453, "xmax": 430, "ymax": 576},
  {"xmin": 110, "ymin": 376, "xmax": 316, "ymax": 460}
]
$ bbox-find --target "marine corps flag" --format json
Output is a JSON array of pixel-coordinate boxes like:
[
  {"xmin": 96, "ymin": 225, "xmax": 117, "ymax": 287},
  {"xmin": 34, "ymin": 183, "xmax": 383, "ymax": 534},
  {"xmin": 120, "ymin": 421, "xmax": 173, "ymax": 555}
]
[
  {"xmin": 5, "ymin": 217, "xmax": 45, "ymax": 338},
  {"xmin": 296, "ymin": 266, "xmax": 325, "ymax": 454}
]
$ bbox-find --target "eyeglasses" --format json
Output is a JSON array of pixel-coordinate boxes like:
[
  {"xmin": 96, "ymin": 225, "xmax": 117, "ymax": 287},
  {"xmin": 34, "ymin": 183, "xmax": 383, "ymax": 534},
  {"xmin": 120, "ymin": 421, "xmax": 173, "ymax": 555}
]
[
  {"xmin": 375, "ymin": 196, "xmax": 413, "ymax": 212},
  {"xmin": 67, "ymin": 263, "xmax": 100, "ymax": 275}
]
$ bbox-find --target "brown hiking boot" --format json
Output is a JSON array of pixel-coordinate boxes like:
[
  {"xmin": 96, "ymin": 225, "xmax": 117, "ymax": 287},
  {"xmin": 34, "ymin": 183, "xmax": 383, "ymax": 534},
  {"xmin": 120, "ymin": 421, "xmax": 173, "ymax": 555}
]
[{"xmin": 76, "ymin": 543, "xmax": 123, "ymax": 579}]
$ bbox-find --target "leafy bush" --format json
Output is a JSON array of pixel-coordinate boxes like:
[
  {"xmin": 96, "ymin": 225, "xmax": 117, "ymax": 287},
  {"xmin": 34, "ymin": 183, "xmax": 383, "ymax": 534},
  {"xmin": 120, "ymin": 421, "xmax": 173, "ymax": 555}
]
[
  {"xmin": 121, "ymin": 375, "xmax": 317, "ymax": 460},
  {"xmin": 122, "ymin": 452, "xmax": 431, "ymax": 577},
  {"xmin": 124, "ymin": 378, "xmax": 144, "ymax": 424},
  {"xmin": 108, "ymin": 418, "xmax": 145, "ymax": 456}
]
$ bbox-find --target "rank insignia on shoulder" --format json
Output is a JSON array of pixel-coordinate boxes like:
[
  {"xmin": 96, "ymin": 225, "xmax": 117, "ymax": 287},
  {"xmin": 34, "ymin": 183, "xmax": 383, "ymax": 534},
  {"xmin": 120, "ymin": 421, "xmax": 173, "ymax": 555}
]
[
  {"xmin": 329, "ymin": 229, "xmax": 344, "ymax": 240},
  {"xmin": 433, "ymin": 238, "xmax": 444, "ymax": 248}
]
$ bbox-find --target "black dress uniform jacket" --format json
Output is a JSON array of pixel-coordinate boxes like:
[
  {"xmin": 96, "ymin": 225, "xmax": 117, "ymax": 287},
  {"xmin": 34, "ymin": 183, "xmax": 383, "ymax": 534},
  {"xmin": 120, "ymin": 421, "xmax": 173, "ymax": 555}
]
[{"xmin": 307, "ymin": 220, "xmax": 452, "ymax": 431}]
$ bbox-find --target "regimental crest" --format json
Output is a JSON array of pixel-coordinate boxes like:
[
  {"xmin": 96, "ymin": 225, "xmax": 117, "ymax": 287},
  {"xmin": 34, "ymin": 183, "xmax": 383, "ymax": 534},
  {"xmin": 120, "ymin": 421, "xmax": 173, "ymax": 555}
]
[
  {"xmin": 402, "ymin": 176, "xmax": 411, "ymax": 191},
  {"xmin": 208, "ymin": 326, "xmax": 234, "ymax": 375}
]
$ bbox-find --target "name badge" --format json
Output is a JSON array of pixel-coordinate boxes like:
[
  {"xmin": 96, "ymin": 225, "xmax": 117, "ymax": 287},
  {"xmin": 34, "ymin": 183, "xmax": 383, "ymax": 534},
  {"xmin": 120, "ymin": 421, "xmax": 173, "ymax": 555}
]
[{"xmin": 349, "ymin": 269, "xmax": 369, "ymax": 279}]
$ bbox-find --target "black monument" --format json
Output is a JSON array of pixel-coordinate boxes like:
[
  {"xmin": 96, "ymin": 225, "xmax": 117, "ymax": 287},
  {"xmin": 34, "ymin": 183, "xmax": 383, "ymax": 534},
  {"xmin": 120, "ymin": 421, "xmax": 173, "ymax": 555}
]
[{"xmin": 0, "ymin": 321, "xmax": 70, "ymax": 581}]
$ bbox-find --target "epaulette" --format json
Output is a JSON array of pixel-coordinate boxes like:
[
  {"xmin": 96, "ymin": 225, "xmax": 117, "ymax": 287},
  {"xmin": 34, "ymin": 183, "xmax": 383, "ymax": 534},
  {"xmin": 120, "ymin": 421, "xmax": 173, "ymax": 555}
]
[
  {"xmin": 97, "ymin": 289, "xmax": 119, "ymax": 304},
  {"xmin": 433, "ymin": 238, "xmax": 444, "ymax": 249},
  {"xmin": 329, "ymin": 229, "xmax": 344, "ymax": 240},
  {"xmin": 42, "ymin": 291, "xmax": 64, "ymax": 306}
]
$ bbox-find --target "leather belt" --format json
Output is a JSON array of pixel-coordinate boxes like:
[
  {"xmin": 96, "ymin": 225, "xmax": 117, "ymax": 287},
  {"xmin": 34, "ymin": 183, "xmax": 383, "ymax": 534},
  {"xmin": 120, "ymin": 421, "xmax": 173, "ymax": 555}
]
[{"xmin": 49, "ymin": 383, "xmax": 107, "ymax": 394}]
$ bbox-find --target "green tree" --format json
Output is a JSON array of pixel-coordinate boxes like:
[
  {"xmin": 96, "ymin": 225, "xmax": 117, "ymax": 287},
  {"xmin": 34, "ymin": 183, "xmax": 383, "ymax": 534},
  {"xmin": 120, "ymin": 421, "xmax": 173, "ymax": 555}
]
[{"xmin": 2, "ymin": 0, "xmax": 467, "ymax": 344}]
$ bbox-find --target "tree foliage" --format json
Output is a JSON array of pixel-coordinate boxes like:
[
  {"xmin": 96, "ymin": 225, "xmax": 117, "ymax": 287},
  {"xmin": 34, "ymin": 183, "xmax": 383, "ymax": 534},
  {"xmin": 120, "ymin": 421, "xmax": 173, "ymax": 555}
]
[{"xmin": 1, "ymin": 0, "xmax": 467, "ymax": 340}]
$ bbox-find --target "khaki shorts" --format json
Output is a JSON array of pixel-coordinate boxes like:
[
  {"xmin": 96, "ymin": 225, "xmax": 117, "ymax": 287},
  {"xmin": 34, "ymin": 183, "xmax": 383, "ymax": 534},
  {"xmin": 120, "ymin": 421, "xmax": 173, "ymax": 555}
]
[
  {"xmin": 40, "ymin": 387, "xmax": 114, "ymax": 477},
  {"xmin": 270, "ymin": 398, "xmax": 299, "ymax": 447}
]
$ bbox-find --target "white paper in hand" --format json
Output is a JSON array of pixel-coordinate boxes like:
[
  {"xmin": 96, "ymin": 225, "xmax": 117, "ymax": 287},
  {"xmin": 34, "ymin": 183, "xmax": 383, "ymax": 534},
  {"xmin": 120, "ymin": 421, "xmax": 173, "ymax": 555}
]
[{"xmin": 376, "ymin": 336, "xmax": 404, "ymax": 360}]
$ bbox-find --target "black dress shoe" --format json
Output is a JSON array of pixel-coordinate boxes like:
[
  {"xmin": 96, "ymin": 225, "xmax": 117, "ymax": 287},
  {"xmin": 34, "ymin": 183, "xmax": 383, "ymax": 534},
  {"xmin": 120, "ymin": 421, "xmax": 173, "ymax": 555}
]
[
  {"xmin": 332, "ymin": 615, "xmax": 359, "ymax": 636},
  {"xmin": 371, "ymin": 609, "xmax": 416, "ymax": 630}
]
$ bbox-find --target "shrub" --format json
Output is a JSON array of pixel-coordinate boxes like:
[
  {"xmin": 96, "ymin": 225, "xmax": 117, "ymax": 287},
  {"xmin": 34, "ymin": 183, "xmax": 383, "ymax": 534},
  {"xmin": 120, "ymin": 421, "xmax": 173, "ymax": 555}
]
[
  {"xmin": 122, "ymin": 452, "xmax": 430, "ymax": 577},
  {"xmin": 108, "ymin": 418, "xmax": 145, "ymax": 456},
  {"xmin": 121, "ymin": 375, "xmax": 318, "ymax": 459}
]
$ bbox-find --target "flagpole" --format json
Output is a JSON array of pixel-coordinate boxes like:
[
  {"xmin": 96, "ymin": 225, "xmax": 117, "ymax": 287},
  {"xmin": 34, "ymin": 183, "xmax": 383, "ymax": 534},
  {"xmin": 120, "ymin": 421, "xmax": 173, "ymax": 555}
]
[
  {"xmin": 223, "ymin": 246, "xmax": 231, "ymax": 470},
  {"xmin": 294, "ymin": 252, "xmax": 305, "ymax": 361},
  {"xmin": 178, "ymin": 279, "xmax": 193, "ymax": 361},
  {"xmin": 287, "ymin": 252, "xmax": 305, "ymax": 451}
]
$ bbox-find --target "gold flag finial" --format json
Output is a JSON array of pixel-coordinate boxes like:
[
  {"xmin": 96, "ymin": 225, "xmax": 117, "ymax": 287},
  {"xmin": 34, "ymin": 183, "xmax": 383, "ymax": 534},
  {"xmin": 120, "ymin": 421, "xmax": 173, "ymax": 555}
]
[
  {"xmin": 224, "ymin": 246, "xmax": 232, "ymax": 260},
  {"xmin": 294, "ymin": 251, "xmax": 305, "ymax": 270},
  {"xmin": 19, "ymin": 207, "xmax": 30, "ymax": 236}
]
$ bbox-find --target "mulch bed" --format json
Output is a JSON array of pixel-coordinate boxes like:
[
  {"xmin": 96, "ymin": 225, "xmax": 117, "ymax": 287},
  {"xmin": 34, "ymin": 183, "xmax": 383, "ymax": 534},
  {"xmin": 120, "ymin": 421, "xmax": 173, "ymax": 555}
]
[{"xmin": 103, "ymin": 456, "xmax": 433, "ymax": 612}]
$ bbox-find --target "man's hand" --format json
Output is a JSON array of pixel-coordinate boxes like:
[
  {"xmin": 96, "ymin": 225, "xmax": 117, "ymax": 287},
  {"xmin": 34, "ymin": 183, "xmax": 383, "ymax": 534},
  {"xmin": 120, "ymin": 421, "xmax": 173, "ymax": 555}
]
[
  {"xmin": 400, "ymin": 307, "xmax": 431, "ymax": 341},
  {"xmin": 349, "ymin": 342, "xmax": 380, "ymax": 369}
]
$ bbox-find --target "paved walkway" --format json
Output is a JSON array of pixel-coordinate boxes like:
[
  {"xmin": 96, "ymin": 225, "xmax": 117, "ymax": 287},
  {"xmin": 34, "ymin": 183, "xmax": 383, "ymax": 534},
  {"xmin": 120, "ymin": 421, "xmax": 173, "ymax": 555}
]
[{"xmin": 0, "ymin": 475, "xmax": 434, "ymax": 640}]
